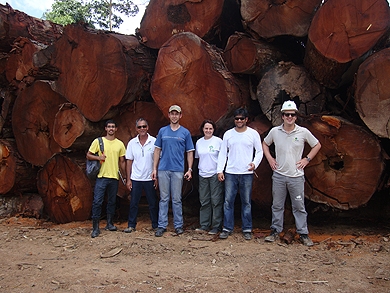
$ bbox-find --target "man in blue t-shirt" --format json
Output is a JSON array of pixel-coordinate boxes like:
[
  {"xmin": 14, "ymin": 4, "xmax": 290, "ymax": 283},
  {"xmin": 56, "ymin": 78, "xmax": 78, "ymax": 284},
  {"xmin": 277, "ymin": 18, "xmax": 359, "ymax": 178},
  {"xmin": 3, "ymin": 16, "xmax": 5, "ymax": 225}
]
[{"xmin": 152, "ymin": 105, "xmax": 194, "ymax": 237}]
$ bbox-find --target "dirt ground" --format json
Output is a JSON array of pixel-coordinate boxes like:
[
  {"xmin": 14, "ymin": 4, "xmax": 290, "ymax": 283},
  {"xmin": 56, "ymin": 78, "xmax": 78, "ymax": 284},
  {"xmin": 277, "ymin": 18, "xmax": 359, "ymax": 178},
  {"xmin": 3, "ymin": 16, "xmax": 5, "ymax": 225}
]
[{"xmin": 1, "ymin": 199, "xmax": 389, "ymax": 293}]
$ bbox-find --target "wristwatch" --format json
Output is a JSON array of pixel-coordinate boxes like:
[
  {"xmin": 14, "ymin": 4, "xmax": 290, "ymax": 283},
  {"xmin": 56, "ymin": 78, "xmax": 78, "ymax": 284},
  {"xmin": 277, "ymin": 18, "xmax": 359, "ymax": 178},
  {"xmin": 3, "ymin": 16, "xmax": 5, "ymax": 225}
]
[{"xmin": 305, "ymin": 156, "xmax": 311, "ymax": 162}]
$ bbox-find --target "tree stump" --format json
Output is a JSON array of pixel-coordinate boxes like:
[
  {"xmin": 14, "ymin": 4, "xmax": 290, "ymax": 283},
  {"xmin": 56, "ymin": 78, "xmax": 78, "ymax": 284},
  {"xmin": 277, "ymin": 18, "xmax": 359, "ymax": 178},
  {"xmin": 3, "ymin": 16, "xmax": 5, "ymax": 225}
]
[
  {"xmin": 355, "ymin": 48, "xmax": 390, "ymax": 139},
  {"xmin": 150, "ymin": 32, "xmax": 242, "ymax": 135},
  {"xmin": 302, "ymin": 115, "xmax": 385, "ymax": 210},
  {"xmin": 37, "ymin": 154, "xmax": 93, "ymax": 223}
]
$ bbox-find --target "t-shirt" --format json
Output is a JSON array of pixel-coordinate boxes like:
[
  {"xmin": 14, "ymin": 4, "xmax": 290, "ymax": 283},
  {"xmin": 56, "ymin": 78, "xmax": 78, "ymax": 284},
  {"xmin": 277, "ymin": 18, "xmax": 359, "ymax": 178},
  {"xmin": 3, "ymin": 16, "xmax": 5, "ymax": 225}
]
[
  {"xmin": 263, "ymin": 124, "xmax": 319, "ymax": 177},
  {"xmin": 195, "ymin": 136, "xmax": 223, "ymax": 178},
  {"xmin": 217, "ymin": 127, "xmax": 263, "ymax": 175},
  {"xmin": 126, "ymin": 134, "xmax": 156, "ymax": 181},
  {"xmin": 89, "ymin": 137, "xmax": 126, "ymax": 180},
  {"xmin": 155, "ymin": 125, "xmax": 194, "ymax": 172}
]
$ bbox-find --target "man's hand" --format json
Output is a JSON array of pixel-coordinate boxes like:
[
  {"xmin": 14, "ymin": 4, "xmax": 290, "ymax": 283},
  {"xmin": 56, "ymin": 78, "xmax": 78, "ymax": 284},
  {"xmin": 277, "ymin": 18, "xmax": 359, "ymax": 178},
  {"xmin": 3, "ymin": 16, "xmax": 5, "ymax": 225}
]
[
  {"xmin": 217, "ymin": 172, "xmax": 225, "ymax": 182},
  {"xmin": 126, "ymin": 179, "xmax": 132, "ymax": 191}
]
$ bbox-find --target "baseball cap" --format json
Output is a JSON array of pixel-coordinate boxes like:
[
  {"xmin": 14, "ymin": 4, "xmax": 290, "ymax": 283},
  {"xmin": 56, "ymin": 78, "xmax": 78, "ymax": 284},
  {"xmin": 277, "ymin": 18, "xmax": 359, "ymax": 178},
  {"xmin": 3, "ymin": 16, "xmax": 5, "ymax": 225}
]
[{"xmin": 169, "ymin": 105, "xmax": 182, "ymax": 113}]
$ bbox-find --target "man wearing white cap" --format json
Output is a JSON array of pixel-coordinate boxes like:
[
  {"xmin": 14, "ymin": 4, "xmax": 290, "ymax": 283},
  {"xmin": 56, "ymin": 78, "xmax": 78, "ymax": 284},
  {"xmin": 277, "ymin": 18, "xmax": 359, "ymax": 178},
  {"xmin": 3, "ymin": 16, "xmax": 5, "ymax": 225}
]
[
  {"xmin": 152, "ymin": 105, "xmax": 194, "ymax": 237},
  {"xmin": 262, "ymin": 100, "xmax": 321, "ymax": 246}
]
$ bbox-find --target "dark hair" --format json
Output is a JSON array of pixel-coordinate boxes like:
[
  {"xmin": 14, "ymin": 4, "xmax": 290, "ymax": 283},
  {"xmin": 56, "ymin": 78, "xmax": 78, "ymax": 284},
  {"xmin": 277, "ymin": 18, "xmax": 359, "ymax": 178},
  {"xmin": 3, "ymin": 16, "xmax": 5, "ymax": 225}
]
[
  {"xmin": 234, "ymin": 108, "xmax": 248, "ymax": 118},
  {"xmin": 200, "ymin": 119, "xmax": 216, "ymax": 135},
  {"xmin": 135, "ymin": 118, "xmax": 148, "ymax": 127},
  {"xmin": 105, "ymin": 119, "xmax": 116, "ymax": 127}
]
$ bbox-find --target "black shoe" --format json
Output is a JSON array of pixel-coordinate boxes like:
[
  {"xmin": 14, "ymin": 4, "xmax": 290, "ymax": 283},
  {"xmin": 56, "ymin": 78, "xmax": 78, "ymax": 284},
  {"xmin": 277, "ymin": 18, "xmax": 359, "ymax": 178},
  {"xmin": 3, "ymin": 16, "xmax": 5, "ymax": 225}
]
[
  {"xmin": 155, "ymin": 228, "xmax": 166, "ymax": 237},
  {"xmin": 175, "ymin": 227, "xmax": 184, "ymax": 235},
  {"xmin": 208, "ymin": 228, "xmax": 219, "ymax": 235},
  {"xmin": 123, "ymin": 227, "xmax": 135, "ymax": 233},
  {"xmin": 299, "ymin": 234, "xmax": 314, "ymax": 246},
  {"xmin": 219, "ymin": 230, "xmax": 232, "ymax": 239},
  {"xmin": 243, "ymin": 232, "xmax": 252, "ymax": 240},
  {"xmin": 265, "ymin": 229, "xmax": 279, "ymax": 242}
]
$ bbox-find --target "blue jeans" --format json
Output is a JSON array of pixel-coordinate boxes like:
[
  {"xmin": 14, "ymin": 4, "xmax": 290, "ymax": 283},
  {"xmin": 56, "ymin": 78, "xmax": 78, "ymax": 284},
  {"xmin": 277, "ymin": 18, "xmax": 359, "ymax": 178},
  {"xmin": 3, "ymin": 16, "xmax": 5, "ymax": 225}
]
[
  {"xmin": 128, "ymin": 180, "xmax": 158, "ymax": 229},
  {"xmin": 92, "ymin": 177, "xmax": 119, "ymax": 220},
  {"xmin": 222, "ymin": 173, "xmax": 254, "ymax": 232},
  {"xmin": 157, "ymin": 171, "xmax": 184, "ymax": 229}
]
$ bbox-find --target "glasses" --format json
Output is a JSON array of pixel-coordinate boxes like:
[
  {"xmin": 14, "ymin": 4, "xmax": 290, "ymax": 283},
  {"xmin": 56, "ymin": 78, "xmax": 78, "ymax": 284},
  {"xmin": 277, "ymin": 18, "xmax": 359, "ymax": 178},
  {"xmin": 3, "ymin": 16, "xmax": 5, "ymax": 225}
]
[
  {"xmin": 137, "ymin": 125, "xmax": 147, "ymax": 129},
  {"xmin": 283, "ymin": 113, "xmax": 297, "ymax": 117},
  {"xmin": 234, "ymin": 117, "xmax": 246, "ymax": 121}
]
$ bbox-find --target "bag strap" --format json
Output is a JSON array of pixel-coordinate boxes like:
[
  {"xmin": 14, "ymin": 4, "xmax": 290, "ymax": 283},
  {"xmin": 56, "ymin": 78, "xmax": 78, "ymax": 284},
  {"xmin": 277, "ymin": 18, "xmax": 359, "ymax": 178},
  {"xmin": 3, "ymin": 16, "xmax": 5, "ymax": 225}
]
[{"xmin": 98, "ymin": 137, "xmax": 104, "ymax": 153}]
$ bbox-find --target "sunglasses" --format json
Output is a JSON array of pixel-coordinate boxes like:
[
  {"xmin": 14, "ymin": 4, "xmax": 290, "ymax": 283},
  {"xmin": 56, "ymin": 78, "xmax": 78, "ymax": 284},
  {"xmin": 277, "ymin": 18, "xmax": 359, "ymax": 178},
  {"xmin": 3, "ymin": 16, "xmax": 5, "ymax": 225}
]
[
  {"xmin": 283, "ymin": 113, "xmax": 297, "ymax": 117},
  {"xmin": 234, "ymin": 117, "xmax": 246, "ymax": 121},
  {"xmin": 137, "ymin": 125, "xmax": 147, "ymax": 129}
]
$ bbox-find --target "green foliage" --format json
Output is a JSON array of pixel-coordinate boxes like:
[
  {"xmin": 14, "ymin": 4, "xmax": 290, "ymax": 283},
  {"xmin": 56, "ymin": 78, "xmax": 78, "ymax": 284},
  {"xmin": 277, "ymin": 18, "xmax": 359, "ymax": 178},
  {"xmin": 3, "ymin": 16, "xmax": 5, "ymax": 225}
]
[{"xmin": 44, "ymin": 0, "xmax": 139, "ymax": 31}]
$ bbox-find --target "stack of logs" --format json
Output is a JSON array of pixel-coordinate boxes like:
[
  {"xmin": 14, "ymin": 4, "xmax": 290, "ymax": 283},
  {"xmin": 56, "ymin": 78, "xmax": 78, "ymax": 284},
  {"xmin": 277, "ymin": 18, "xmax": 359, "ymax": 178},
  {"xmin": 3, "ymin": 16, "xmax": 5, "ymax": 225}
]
[{"xmin": 0, "ymin": 0, "xmax": 389, "ymax": 223}]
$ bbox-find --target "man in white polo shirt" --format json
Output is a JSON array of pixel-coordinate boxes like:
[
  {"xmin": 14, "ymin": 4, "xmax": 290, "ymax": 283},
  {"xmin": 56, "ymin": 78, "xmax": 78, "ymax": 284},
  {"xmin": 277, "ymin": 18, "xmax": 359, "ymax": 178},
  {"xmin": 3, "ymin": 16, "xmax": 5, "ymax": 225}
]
[{"xmin": 262, "ymin": 100, "xmax": 321, "ymax": 246}]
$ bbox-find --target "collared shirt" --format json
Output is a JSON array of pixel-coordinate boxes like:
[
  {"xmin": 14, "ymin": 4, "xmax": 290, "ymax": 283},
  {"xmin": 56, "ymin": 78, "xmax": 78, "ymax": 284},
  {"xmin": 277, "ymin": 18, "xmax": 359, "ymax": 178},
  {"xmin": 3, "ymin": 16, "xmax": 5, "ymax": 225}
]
[
  {"xmin": 263, "ymin": 124, "xmax": 319, "ymax": 177},
  {"xmin": 126, "ymin": 134, "xmax": 156, "ymax": 181}
]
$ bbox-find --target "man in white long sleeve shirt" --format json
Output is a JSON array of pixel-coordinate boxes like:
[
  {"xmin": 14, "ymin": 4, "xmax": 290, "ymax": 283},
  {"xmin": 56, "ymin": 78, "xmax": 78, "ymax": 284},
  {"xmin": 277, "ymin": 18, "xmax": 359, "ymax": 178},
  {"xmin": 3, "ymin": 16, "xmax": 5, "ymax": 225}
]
[{"xmin": 217, "ymin": 108, "xmax": 263, "ymax": 240}]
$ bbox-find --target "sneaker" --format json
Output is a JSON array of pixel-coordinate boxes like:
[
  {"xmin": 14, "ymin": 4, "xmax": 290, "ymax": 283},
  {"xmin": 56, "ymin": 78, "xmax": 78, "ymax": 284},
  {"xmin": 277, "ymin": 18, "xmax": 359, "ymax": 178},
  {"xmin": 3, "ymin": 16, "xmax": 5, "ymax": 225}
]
[
  {"xmin": 243, "ymin": 232, "xmax": 252, "ymax": 240},
  {"xmin": 195, "ymin": 227, "xmax": 208, "ymax": 233},
  {"xmin": 265, "ymin": 229, "xmax": 279, "ymax": 242},
  {"xmin": 299, "ymin": 234, "xmax": 314, "ymax": 247},
  {"xmin": 123, "ymin": 227, "xmax": 136, "ymax": 233},
  {"xmin": 208, "ymin": 228, "xmax": 219, "ymax": 235},
  {"xmin": 155, "ymin": 228, "xmax": 166, "ymax": 237},
  {"xmin": 175, "ymin": 227, "xmax": 184, "ymax": 235},
  {"xmin": 219, "ymin": 230, "xmax": 232, "ymax": 239}
]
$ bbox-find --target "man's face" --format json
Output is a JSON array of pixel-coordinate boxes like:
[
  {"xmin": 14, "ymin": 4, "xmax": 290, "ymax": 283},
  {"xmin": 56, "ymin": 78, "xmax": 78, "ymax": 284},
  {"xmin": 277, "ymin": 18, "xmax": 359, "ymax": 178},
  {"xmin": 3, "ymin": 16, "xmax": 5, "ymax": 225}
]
[
  {"xmin": 136, "ymin": 121, "xmax": 148, "ymax": 135},
  {"xmin": 168, "ymin": 110, "xmax": 182, "ymax": 124},
  {"xmin": 105, "ymin": 123, "xmax": 117, "ymax": 135},
  {"xmin": 282, "ymin": 111, "xmax": 297, "ymax": 125},
  {"xmin": 234, "ymin": 115, "xmax": 247, "ymax": 128}
]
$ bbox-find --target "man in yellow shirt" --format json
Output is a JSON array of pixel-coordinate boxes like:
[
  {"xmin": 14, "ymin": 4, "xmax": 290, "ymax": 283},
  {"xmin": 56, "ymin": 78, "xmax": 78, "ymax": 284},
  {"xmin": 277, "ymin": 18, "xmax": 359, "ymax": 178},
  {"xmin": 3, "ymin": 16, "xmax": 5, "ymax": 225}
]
[{"xmin": 86, "ymin": 120, "xmax": 126, "ymax": 238}]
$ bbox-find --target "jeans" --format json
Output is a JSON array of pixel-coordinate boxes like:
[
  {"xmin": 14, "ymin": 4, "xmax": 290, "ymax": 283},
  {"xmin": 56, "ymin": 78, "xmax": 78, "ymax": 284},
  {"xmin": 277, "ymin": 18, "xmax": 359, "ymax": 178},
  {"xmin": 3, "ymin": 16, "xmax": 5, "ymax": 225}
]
[
  {"xmin": 271, "ymin": 172, "xmax": 308, "ymax": 234},
  {"xmin": 157, "ymin": 171, "xmax": 184, "ymax": 229},
  {"xmin": 222, "ymin": 173, "xmax": 254, "ymax": 232},
  {"xmin": 91, "ymin": 177, "xmax": 119, "ymax": 220},
  {"xmin": 198, "ymin": 174, "xmax": 223, "ymax": 230},
  {"xmin": 127, "ymin": 180, "xmax": 158, "ymax": 229}
]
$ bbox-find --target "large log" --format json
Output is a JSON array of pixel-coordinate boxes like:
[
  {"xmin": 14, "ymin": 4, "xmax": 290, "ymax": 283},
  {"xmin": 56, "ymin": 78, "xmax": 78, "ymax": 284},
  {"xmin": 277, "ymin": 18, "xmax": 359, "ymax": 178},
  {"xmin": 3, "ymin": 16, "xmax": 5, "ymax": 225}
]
[
  {"xmin": 0, "ymin": 193, "xmax": 43, "ymax": 218},
  {"xmin": 137, "ymin": 0, "xmax": 225, "ymax": 49},
  {"xmin": 0, "ymin": 3, "xmax": 63, "ymax": 53},
  {"xmin": 240, "ymin": 0, "xmax": 322, "ymax": 39},
  {"xmin": 48, "ymin": 24, "xmax": 155, "ymax": 122},
  {"xmin": 302, "ymin": 116, "xmax": 385, "ymax": 210},
  {"xmin": 150, "ymin": 32, "xmax": 243, "ymax": 135},
  {"xmin": 223, "ymin": 33, "xmax": 284, "ymax": 77},
  {"xmin": 257, "ymin": 61, "xmax": 326, "ymax": 126},
  {"xmin": 37, "ymin": 154, "xmax": 93, "ymax": 223},
  {"xmin": 12, "ymin": 81, "xmax": 66, "ymax": 166},
  {"xmin": 355, "ymin": 48, "xmax": 390, "ymax": 139},
  {"xmin": 0, "ymin": 139, "xmax": 38, "ymax": 195},
  {"xmin": 304, "ymin": 0, "xmax": 390, "ymax": 88}
]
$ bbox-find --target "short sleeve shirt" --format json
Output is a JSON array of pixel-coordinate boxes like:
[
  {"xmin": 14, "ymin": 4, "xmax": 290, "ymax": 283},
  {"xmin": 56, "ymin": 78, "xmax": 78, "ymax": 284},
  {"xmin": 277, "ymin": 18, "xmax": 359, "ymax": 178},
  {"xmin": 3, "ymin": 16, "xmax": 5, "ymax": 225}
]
[{"xmin": 195, "ymin": 136, "xmax": 223, "ymax": 178}]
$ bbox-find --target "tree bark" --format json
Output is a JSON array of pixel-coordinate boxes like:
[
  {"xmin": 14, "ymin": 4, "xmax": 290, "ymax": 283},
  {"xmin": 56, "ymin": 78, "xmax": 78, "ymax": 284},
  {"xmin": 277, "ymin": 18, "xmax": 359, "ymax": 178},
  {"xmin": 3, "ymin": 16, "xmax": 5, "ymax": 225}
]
[
  {"xmin": 137, "ymin": 0, "xmax": 225, "ymax": 49},
  {"xmin": 151, "ymin": 32, "xmax": 243, "ymax": 136},
  {"xmin": 355, "ymin": 48, "xmax": 390, "ymax": 139},
  {"xmin": 223, "ymin": 33, "xmax": 284, "ymax": 77},
  {"xmin": 241, "ymin": 0, "xmax": 322, "ymax": 39},
  {"xmin": 0, "ymin": 3, "xmax": 63, "ymax": 53},
  {"xmin": 257, "ymin": 61, "xmax": 326, "ymax": 126},
  {"xmin": 0, "ymin": 139, "xmax": 39, "ymax": 195},
  {"xmin": 37, "ymin": 154, "xmax": 93, "ymax": 223},
  {"xmin": 0, "ymin": 193, "xmax": 43, "ymax": 218},
  {"xmin": 12, "ymin": 81, "xmax": 66, "ymax": 166},
  {"xmin": 48, "ymin": 24, "xmax": 155, "ymax": 122},
  {"xmin": 302, "ymin": 115, "xmax": 385, "ymax": 210},
  {"xmin": 304, "ymin": 0, "xmax": 390, "ymax": 88}
]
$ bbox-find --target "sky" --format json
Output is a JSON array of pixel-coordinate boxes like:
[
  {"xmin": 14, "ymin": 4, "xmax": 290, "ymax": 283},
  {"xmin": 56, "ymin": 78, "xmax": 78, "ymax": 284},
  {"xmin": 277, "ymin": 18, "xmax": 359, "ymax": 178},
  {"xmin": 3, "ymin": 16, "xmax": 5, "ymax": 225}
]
[{"xmin": 0, "ymin": 0, "xmax": 148, "ymax": 35}]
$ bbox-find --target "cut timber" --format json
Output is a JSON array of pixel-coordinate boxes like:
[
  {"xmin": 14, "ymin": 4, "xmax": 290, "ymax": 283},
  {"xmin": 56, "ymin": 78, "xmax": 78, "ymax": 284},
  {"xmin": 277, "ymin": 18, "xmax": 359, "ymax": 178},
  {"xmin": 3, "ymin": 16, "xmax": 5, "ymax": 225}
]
[
  {"xmin": 138, "ymin": 0, "xmax": 224, "ymax": 49},
  {"xmin": 301, "ymin": 116, "xmax": 385, "ymax": 210},
  {"xmin": 0, "ymin": 194, "xmax": 43, "ymax": 218},
  {"xmin": 150, "ymin": 32, "xmax": 242, "ymax": 135},
  {"xmin": 223, "ymin": 33, "xmax": 284, "ymax": 77},
  {"xmin": 304, "ymin": 0, "xmax": 390, "ymax": 88},
  {"xmin": 12, "ymin": 81, "xmax": 66, "ymax": 166},
  {"xmin": 0, "ymin": 139, "xmax": 39, "ymax": 195},
  {"xmin": 355, "ymin": 48, "xmax": 390, "ymax": 139},
  {"xmin": 257, "ymin": 61, "xmax": 326, "ymax": 126},
  {"xmin": 49, "ymin": 24, "xmax": 155, "ymax": 122},
  {"xmin": 241, "ymin": 0, "xmax": 322, "ymax": 38},
  {"xmin": 37, "ymin": 154, "xmax": 93, "ymax": 223},
  {"xmin": 0, "ymin": 3, "xmax": 62, "ymax": 52},
  {"xmin": 53, "ymin": 103, "xmax": 104, "ymax": 150}
]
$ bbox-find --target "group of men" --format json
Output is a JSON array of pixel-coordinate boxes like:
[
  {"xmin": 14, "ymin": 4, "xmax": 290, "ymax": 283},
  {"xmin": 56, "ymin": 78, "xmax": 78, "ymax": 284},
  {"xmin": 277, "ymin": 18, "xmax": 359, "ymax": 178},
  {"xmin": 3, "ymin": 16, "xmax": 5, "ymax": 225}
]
[{"xmin": 86, "ymin": 100, "xmax": 321, "ymax": 246}]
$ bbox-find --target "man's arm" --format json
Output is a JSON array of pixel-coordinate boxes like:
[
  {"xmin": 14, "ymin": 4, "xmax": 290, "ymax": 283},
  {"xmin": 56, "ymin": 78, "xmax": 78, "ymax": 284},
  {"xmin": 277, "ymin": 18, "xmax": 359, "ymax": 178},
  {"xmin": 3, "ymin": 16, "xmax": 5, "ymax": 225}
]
[
  {"xmin": 126, "ymin": 160, "xmax": 133, "ymax": 191},
  {"xmin": 263, "ymin": 141, "xmax": 277, "ymax": 170},
  {"xmin": 184, "ymin": 150, "xmax": 194, "ymax": 181},
  {"xmin": 86, "ymin": 151, "xmax": 106, "ymax": 161},
  {"xmin": 119, "ymin": 156, "xmax": 126, "ymax": 181},
  {"xmin": 297, "ymin": 142, "xmax": 322, "ymax": 170},
  {"xmin": 151, "ymin": 147, "xmax": 161, "ymax": 180}
]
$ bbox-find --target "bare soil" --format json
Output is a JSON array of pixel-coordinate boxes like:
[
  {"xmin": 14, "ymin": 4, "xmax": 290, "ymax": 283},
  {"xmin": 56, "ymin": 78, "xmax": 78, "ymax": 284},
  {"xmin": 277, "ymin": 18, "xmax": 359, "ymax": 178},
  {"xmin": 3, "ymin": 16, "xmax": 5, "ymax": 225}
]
[{"xmin": 1, "ymin": 206, "xmax": 389, "ymax": 293}]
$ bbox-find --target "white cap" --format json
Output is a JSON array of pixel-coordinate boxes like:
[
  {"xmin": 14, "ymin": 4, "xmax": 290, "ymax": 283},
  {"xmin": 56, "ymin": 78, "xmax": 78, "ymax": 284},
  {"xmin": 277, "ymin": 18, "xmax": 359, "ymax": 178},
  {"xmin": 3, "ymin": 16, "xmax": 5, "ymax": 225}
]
[
  {"xmin": 281, "ymin": 100, "xmax": 298, "ymax": 112},
  {"xmin": 169, "ymin": 105, "xmax": 182, "ymax": 113}
]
